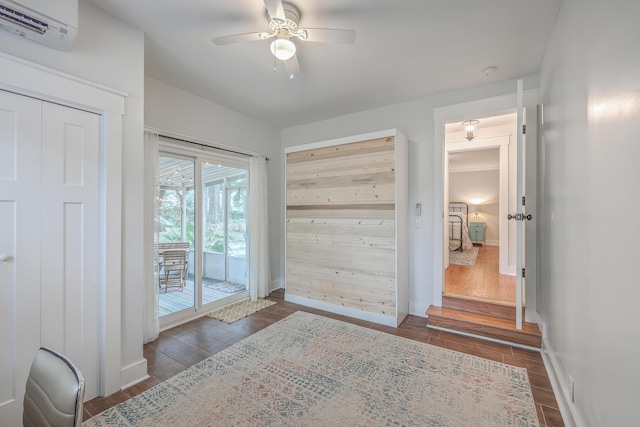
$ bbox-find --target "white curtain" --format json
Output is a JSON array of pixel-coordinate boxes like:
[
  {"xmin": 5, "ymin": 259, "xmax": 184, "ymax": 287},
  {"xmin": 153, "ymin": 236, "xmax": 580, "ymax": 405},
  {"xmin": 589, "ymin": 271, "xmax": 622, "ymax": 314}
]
[
  {"xmin": 143, "ymin": 131, "xmax": 160, "ymax": 343},
  {"xmin": 249, "ymin": 157, "xmax": 271, "ymax": 300}
]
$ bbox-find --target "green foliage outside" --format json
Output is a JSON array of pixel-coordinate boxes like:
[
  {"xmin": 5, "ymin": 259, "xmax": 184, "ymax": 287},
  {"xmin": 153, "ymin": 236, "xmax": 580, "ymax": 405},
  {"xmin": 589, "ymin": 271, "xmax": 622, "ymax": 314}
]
[{"xmin": 155, "ymin": 176, "xmax": 247, "ymax": 256}]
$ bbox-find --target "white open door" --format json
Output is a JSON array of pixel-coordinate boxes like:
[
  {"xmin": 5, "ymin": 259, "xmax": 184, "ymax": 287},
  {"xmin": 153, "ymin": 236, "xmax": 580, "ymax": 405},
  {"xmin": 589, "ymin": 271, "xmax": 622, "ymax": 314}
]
[
  {"xmin": 443, "ymin": 150, "xmax": 450, "ymax": 269},
  {"xmin": 513, "ymin": 79, "xmax": 527, "ymax": 330}
]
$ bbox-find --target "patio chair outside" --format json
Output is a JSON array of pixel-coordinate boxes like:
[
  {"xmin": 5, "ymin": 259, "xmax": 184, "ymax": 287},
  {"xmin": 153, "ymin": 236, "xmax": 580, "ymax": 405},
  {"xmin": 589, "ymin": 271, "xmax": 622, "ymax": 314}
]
[{"xmin": 159, "ymin": 249, "xmax": 189, "ymax": 292}]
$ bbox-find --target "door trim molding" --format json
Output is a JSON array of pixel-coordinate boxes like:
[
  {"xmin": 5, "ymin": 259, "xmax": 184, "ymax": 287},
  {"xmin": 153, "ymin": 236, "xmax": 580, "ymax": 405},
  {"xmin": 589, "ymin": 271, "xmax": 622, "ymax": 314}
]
[
  {"xmin": 0, "ymin": 52, "xmax": 125, "ymax": 397},
  {"xmin": 0, "ymin": 52, "xmax": 126, "ymax": 114}
]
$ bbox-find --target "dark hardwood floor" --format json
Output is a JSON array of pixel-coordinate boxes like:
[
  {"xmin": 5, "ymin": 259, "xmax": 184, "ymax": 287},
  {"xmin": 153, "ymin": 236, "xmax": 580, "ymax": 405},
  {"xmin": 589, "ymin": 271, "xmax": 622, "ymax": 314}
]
[{"xmin": 84, "ymin": 289, "xmax": 563, "ymax": 427}]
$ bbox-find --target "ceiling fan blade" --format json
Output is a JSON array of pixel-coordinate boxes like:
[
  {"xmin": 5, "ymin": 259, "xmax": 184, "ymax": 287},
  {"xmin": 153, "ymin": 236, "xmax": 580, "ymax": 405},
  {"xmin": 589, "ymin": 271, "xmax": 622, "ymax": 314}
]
[
  {"xmin": 264, "ymin": 0, "xmax": 286, "ymax": 23},
  {"xmin": 299, "ymin": 28, "xmax": 356, "ymax": 44},
  {"xmin": 285, "ymin": 54, "xmax": 300, "ymax": 79},
  {"xmin": 212, "ymin": 32, "xmax": 273, "ymax": 45}
]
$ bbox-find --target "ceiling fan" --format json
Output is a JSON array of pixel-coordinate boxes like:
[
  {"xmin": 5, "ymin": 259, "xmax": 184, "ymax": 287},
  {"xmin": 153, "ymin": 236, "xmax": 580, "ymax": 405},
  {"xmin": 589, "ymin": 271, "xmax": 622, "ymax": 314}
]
[{"xmin": 212, "ymin": 0, "xmax": 356, "ymax": 79}]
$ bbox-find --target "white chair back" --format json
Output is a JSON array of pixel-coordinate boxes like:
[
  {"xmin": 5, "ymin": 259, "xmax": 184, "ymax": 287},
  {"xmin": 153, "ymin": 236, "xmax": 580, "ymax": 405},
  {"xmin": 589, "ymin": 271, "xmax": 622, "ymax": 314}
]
[{"xmin": 23, "ymin": 347, "xmax": 85, "ymax": 427}]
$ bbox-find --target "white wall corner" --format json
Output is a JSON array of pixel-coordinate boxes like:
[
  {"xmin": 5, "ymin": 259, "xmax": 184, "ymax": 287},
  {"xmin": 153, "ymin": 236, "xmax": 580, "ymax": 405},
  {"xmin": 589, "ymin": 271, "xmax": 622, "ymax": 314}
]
[
  {"xmin": 270, "ymin": 278, "xmax": 284, "ymax": 291},
  {"xmin": 409, "ymin": 300, "xmax": 428, "ymax": 318},
  {"xmin": 120, "ymin": 358, "xmax": 149, "ymax": 390}
]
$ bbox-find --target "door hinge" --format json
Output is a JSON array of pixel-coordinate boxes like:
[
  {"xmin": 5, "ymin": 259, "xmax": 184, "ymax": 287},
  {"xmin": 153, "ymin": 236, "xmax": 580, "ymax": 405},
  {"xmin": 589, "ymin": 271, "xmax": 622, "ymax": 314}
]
[
  {"xmin": 522, "ymin": 268, "xmax": 526, "ymax": 278},
  {"xmin": 522, "ymin": 124, "xmax": 526, "ymax": 134},
  {"xmin": 522, "ymin": 196, "xmax": 525, "ymax": 206}
]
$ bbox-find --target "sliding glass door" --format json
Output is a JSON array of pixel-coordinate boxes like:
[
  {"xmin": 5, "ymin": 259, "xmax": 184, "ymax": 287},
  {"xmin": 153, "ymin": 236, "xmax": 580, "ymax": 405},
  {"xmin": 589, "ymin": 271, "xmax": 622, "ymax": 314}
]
[
  {"xmin": 156, "ymin": 154, "xmax": 196, "ymax": 316},
  {"xmin": 201, "ymin": 165, "xmax": 248, "ymax": 300},
  {"xmin": 155, "ymin": 143, "xmax": 249, "ymax": 323}
]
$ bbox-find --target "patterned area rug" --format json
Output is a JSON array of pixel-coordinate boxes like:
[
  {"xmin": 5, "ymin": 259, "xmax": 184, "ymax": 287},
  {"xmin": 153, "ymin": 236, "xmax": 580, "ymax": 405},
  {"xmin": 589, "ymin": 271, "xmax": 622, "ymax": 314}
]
[
  {"xmin": 450, "ymin": 245, "xmax": 479, "ymax": 266},
  {"xmin": 203, "ymin": 280, "xmax": 246, "ymax": 294},
  {"xmin": 84, "ymin": 311, "xmax": 539, "ymax": 427},
  {"xmin": 206, "ymin": 298, "xmax": 276, "ymax": 323}
]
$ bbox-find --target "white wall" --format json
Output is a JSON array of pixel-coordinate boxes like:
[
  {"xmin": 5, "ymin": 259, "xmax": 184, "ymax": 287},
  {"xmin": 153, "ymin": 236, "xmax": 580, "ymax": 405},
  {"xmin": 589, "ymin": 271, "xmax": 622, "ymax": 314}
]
[
  {"xmin": 537, "ymin": 0, "xmax": 640, "ymax": 425},
  {"xmin": 144, "ymin": 78, "xmax": 282, "ymax": 287},
  {"xmin": 0, "ymin": 1, "xmax": 147, "ymax": 389},
  {"xmin": 281, "ymin": 77, "xmax": 537, "ymax": 316}
]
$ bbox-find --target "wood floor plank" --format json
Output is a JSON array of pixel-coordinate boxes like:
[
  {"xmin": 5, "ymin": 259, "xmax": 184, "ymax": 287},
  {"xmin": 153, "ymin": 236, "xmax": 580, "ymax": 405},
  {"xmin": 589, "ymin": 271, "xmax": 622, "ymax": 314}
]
[{"xmin": 445, "ymin": 245, "xmax": 516, "ymax": 304}]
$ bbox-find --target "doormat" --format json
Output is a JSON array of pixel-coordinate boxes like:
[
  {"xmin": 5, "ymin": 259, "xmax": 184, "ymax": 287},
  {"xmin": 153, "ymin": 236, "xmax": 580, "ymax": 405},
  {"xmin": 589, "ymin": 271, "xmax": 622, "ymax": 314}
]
[
  {"xmin": 449, "ymin": 246, "xmax": 479, "ymax": 266},
  {"xmin": 203, "ymin": 280, "xmax": 246, "ymax": 294},
  {"xmin": 206, "ymin": 298, "xmax": 276, "ymax": 323}
]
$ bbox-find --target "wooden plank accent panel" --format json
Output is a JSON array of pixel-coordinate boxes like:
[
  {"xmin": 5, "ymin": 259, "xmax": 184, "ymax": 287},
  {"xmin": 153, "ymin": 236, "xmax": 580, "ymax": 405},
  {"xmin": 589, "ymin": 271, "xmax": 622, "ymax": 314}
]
[
  {"xmin": 286, "ymin": 134, "xmax": 406, "ymax": 324},
  {"xmin": 286, "ymin": 137, "xmax": 396, "ymax": 206}
]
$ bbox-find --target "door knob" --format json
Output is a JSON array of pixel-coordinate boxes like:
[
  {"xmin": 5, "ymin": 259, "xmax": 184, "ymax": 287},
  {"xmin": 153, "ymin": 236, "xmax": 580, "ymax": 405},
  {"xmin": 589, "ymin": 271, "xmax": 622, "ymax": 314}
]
[
  {"xmin": 0, "ymin": 254, "xmax": 13, "ymax": 263},
  {"xmin": 507, "ymin": 214, "xmax": 533, "ymax": 221}
]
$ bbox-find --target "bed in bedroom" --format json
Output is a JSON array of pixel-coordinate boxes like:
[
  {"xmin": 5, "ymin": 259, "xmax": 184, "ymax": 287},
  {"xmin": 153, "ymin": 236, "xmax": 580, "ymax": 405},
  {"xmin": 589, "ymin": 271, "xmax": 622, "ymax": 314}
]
[{"xmin": 448, "ymin": 202, "xmax": 473, "ymax": 252}]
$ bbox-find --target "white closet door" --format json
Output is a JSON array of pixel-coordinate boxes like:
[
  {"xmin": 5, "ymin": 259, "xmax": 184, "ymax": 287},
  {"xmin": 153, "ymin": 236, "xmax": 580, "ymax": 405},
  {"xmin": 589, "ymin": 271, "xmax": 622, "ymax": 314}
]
[
  {"xmin": 0, "ymin": 91, "xmax": 103, "ymax": 423},
  {"xmin": 40, "ymin": 103, "xmax": 102, "ymax": 400},
  {"xmin": 0, "ymin": 91, "xmax": 43, "ymax": 425}
]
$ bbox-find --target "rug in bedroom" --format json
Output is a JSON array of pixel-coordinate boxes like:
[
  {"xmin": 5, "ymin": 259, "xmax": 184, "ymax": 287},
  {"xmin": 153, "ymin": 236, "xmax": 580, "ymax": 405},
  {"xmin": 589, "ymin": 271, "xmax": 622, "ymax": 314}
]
[
  {"xmin": 450, "ymin": 245, "xmax": 479, "ymax": 266},
  {"xmin": 84, "ymin": 311, "xmax": 539, "ymax": 427}
]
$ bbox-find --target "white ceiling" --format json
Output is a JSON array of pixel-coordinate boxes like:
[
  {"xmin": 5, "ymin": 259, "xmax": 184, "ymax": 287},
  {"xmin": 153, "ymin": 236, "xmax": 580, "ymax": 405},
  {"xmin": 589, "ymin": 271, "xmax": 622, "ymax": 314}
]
[
  {"xmin": 449, "ymin": 149, "xmax": 500, "ymax": 173},
  {"xmin": 84, "ymin": 0, "xmax": 562, "ymax": 128}
]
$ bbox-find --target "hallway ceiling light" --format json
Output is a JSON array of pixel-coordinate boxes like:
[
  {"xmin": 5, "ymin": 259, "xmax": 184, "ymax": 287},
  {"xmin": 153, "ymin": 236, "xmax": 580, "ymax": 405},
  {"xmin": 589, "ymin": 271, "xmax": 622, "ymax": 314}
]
[{"xmin": 462, "ymin": 120, "xmax": 479, "ymax": 141}]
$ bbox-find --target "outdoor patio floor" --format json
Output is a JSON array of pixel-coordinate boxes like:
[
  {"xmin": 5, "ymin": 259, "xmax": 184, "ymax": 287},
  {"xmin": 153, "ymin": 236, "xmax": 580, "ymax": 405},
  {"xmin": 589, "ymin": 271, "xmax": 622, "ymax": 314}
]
[{"xmin": 159, "ymin": 275, "xmax": 246, "ymax": 317}]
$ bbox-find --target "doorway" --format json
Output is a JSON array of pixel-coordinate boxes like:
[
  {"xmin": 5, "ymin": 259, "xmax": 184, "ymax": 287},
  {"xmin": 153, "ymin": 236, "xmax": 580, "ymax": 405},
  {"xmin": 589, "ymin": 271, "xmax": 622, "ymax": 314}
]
[
  {"xmin": 155, "ymin": 146, "xmax": 249, "ymax": 322},
  {"xmin": 433, "ymin": 88, "xmax": 538, "ymax": 323},
  {"xmin": 443, "ymin": 117, "xmax": 516, "ymax": 306}
]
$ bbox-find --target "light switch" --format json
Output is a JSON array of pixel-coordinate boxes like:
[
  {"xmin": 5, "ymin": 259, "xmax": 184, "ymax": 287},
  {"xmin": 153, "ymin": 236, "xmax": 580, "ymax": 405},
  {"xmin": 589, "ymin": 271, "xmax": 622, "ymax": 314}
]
[
  {"xmin": 415, "ymin": 219, "xmax": 422, "ymax": 228},
  {"xmin": 415, "ymin": 202, "xmax": 422, "ymax": 216}
]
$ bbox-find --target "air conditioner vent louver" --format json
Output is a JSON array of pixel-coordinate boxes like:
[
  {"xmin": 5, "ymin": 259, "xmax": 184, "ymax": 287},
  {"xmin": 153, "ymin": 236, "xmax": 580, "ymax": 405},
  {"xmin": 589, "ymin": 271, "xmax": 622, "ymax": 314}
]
[
  {"xmin": 0, "ymin": 0, "xmax": 77, "ymax": 51},
  {"xmin": 0, "ymin": 4, "xmax": 48, "ymax": 34}
]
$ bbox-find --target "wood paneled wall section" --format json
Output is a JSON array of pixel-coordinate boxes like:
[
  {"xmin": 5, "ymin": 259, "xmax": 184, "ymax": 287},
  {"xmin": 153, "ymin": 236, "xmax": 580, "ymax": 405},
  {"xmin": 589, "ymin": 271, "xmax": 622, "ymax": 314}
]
[{"xmin": 286, "ymin": 137, "xmax": 397, "ymax": 317}]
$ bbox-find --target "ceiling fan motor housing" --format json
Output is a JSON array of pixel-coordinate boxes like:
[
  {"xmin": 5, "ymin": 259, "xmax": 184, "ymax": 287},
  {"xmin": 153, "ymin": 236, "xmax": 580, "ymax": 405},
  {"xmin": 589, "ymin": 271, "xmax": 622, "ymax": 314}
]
[{"xmin": 268, "ymin": 3, "xmax": 301, "ymax": 37}]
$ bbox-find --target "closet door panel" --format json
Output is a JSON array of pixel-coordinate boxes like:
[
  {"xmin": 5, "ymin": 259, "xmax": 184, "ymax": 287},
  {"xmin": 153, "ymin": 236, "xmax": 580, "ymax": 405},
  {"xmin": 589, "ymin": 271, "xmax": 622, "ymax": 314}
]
[
  {"xmin": 40, "ymin": 103, "xmax": 101, "ymax": 400},
  {"xmin": 0, "ymin": 91, "xmax": 42, "ymax": 425}
]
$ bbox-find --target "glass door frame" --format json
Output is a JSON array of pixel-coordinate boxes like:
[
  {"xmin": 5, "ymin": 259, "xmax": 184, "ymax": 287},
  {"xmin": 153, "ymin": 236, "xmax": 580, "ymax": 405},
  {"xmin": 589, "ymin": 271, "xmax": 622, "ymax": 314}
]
[{"xmin": 158, "ymin": 139, "xmax": 250, "ymax": 330}]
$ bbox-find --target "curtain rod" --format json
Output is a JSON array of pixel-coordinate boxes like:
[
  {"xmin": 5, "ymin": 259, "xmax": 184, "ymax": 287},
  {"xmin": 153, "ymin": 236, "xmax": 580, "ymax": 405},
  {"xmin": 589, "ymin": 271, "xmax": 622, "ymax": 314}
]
[{"xmin": 154, "ymin": 132, "xmax": 269, "ymax": 161}]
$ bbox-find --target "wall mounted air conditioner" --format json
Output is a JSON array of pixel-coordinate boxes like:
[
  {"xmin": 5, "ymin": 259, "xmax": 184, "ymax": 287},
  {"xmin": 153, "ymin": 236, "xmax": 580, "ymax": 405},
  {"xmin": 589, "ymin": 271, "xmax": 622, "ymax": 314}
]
[{"xmin": 0, "ymin": 0, "xmax": 77, "ymax": 51}]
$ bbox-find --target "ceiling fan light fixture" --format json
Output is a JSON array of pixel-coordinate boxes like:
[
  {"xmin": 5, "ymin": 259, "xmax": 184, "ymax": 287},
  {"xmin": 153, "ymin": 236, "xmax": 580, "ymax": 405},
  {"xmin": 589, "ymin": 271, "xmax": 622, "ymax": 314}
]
[{"xmin": 270, "ymin": 38, "xmax": 296, "ymax": 60}]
